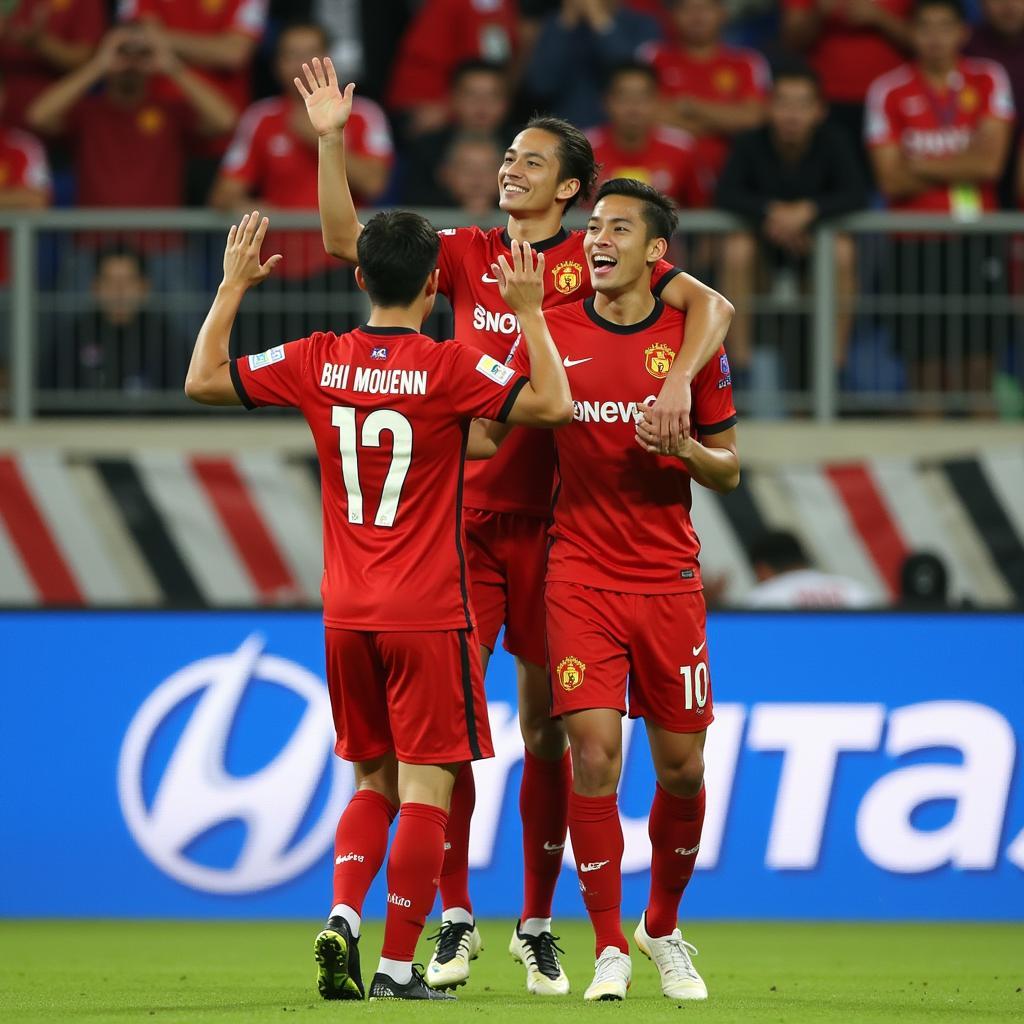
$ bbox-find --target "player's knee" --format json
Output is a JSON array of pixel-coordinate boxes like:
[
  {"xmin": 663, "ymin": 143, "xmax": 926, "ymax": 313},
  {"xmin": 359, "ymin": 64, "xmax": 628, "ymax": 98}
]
[
  {"xmin": 570, "ymin": 737, "xmax": 620, "ymax": 793},
  {"xmin": 656, "ymin": 751, "xmax": 705, "ymax": 798},
  {"xmin": 520, "ymin": 707, "xmax": 566, "ymax": 759}
]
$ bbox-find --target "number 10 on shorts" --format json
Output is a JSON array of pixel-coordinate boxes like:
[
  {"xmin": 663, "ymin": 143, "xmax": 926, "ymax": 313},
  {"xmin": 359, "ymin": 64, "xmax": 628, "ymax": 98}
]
[{"xmin": 680, "ymin": 661, "xmax": 709, "ymax": 710}]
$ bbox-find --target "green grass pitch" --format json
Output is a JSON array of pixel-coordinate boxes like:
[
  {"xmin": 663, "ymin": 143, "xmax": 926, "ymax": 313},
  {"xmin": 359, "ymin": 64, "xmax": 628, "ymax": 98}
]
[{"xmin": 1, "ymin": 920, "xmax": 1021, "ymax": 1023}]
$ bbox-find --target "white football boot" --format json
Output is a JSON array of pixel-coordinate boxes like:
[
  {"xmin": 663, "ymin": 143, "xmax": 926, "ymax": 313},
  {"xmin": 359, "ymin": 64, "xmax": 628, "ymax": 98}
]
[
  {"xmin": 508, "ymin": 921, "xmax": 570, "ymax": 995},
  {"xmin": 424, "ymin": 920, "xmax": 482, "ymax": 990},
  {"xmin": 583, "ymin": 946, "xmax": 632, "ymax": 1001},
  {"xmin": 633, "ymin": 913, "xmax": 708, "ymax": 1000}
]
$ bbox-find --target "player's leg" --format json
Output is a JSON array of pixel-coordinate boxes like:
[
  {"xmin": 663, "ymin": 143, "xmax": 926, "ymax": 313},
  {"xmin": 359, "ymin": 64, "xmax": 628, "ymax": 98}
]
[
  {"xmin": 316, "ymin": 629, "xmax": 397, "ymax": 1000},
  {"xmin": 628, "ymin": 591, "xmax": 712, "ymax": 1001},
  {"xmin": 547, "ymin": 582, "xmax": 633, "ymax": 1001},
  {"xmin": 369, "ymin": 628, "xmax": 494, "ymax": 1001},
  {"xmin": 505, "ymin": 515, "xmax": 572, "ymax": 994}
]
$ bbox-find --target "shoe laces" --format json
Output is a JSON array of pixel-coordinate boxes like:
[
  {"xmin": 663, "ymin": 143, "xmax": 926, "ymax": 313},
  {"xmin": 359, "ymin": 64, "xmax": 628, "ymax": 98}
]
[
  {"xmin": 426, "ymin": 922, "xmax": 473, "ymax": 964},
  {"xmin": 661, "ymin": 935, "xmax": 701, "ymax": 982},
  {"xmin": 592, "ymin": 949, "xmax": 628, "ymax": 985},
  {"xmin": 519, "ymin": 930, "xmax": 565, "ymax": 980}
]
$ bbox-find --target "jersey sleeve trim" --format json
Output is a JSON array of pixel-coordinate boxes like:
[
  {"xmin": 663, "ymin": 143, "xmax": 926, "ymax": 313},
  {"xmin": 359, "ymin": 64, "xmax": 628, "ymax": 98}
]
[
  {"xmin": 496, "ymin": 376, "xmax": 528, "ymax": 422},
  {"xmin": 696, "ymin": 413, "xmax": 737, "ymax": 435},
  {"xmin": 230, "ymin": 359, "xmax": 256, "ymax": 410},
  {"xmin": 652, "ymin": 266, "xmax": 684, "ymax": 298}
]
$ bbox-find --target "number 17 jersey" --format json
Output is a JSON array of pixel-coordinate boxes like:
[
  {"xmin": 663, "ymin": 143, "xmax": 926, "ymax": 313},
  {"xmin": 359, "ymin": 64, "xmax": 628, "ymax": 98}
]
[{"xmin": 231, "ymin": 327, "xmax": 527, "ymax": 631}]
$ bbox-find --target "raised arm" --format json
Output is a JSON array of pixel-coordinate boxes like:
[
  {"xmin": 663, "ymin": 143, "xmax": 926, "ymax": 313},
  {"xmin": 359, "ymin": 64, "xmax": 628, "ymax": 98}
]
[
  {"xmin": 185, "ymin": 210, "xmax": 282, "ymax": 405},
  {"xmin": 294, "ymin": 56, "xmax": 362, "ymax": 263},
  {"xmin": 652, "ymin": 272, "xmax": 735, "ymax": 449}
]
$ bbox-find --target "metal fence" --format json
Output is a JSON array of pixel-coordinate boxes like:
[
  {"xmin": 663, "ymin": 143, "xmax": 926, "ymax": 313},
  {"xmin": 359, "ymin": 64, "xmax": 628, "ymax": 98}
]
[{"xmin": 2, "ymin": 209, "xmax": 1023, "ymax": 421}]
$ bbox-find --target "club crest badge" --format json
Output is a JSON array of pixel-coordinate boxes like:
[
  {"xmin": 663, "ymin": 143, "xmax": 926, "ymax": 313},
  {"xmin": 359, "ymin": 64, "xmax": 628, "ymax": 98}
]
[
  {"xmin": 557, "ymin": 656, "xmax": 586, "ymax": 692},
  {"xmin": 552, "ymin": 260, "xmax": 584, "ymax": 296},
  {"xmin": 645, "ymin": 343, "xmax": 676, "ymax": 379}
]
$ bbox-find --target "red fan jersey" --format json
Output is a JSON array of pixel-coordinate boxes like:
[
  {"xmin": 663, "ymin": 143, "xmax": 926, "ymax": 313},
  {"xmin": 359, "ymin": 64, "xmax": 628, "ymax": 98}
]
[
  {"xmin": 437, "ymin": 225, "xmax": 681, "ymax": 516},
  {"xmin": 587, "ymin": 124, "xmax": 706, "ymax": 207},
  {"xmin": 639, "ymin": 42, "xmax": 769, "ymax": 189},
  {"xmin": 0, "ymin": 128, "xmax": 51, "ymax": 286},
  {"xmin": 221, "ymin": 96, "xmax": 393, "ymax": 278},
  {"xmin": 511, "ymin": 297, "xmax": 735, "ymax": 593},
  {"xmin": 231, "ymin": 327, "xmax": 527, "ymax": 630},
  {"xmin": 866, "ymin": 59, "xmax": 1015, "ymax": 214}
]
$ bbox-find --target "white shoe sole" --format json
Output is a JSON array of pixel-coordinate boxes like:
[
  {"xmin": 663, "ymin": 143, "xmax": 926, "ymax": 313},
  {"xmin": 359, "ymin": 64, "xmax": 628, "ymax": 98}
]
[
  {"xmin": 425, "ymin": 929, "xmax": 483, "ymax": 991},
  {"xmin": 633, "ymin": 922, "xmax": 708, "ymax": 1001},
  {"xmin": 508, "ymin": 933, "xmax": 570, "ymax": 996}
]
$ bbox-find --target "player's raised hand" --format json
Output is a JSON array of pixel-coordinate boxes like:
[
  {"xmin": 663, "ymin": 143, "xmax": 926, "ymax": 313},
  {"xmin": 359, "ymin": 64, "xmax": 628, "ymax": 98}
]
[
  {"xmin": 491, "ymin": 240, "xmax": 546, "ymax": 316},
  {"xmin": 294, "ymin": 57, "xmax": 354, "ymax": 136},
  {"xmin": 221, "ymin": 210, "xmax": 282, "ymax": 290},
  {"xmin": 648, "ymin": 373, "xmax": 692, "ymax": 451}
]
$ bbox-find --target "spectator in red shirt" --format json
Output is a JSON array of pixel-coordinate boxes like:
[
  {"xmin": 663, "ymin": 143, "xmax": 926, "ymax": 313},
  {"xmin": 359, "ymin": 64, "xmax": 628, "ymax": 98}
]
[
  {"xmin": 388, "ymin": 0, "xmax": 518, "ymax": 136},
  {"xmin": 0, "ymin": 0, "xmax": 106, "ymax": 132},
  {"xmin": 587, "ymin": 62, "xmax": 705, "ymax": 207},
  {"xmin": 783, "ymin": 0, "xmax": 913, "ymax": 178},
  {"xmin": 438, "ymin": 134, "xmax": 504, "ymax": 214},
  {"xmin": 402, "ymin": 60, "xmax": 512, "ymax": 205},
  {"xmin": 211, "ymin": 21, "xmax": 393, "ymax": 350},
  {"xmin": 640, "ymin": 0, "xmax": 770, "ymax": 198},
  {"xmin": 0, "ymin": 68, "xmax": 51, "ymax": 386},
  {"xmin": 966, "ymin": 0, "xmax": 1024, "ymax": 205},
  {"xmin": 28, "ymin": 24, "xmax": 237, "ymax": 208}
]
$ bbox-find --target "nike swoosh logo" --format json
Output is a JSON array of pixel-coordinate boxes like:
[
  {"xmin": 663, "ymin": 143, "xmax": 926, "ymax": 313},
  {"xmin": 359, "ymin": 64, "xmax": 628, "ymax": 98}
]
[
  {"xmin": 675, "ymin": 845, "xmax": 700, "ymax": 856},
  {"xmin": 692, "ymin": 640, "xmax": 706, "ymax": 657},
  {"xmin": 481, "ymin": 273, "xmax": 499, "ymax": 283},
  {"xmin": 579, "ymin": 860, "xmax": 609, "ymax": 873},
  {"xmin": 563, "ymin": 356, "xmax": 592, "ymax": 368},
  {"xmin": 543, "ymin": 841, "xmax": 565, "ymax": 852}
]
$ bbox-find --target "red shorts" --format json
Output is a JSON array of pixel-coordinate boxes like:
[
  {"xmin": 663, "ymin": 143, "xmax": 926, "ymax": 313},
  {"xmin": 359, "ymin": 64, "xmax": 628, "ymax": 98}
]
[
  {"xmin": 545, "ymin": 582, "xmax": 714, "ymax": 733},
  {"xmin": 464, "ymin": 508, "xmax": 548, "ymax": 667},
  {"xmin": 324, "ymin": 626, "xmax": 494, "ymax": 765}
]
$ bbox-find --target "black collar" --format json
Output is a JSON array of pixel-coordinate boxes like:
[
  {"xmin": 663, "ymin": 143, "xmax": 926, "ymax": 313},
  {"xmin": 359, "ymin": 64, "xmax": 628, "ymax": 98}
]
[
  {"xmin": 583, "ymin": 296, "xmax": 664, "ymax": 334},
  {"xmin": 499, "ymin": 226, "xmax": 569, "ymax": 253},
  {"xmin": 358, "ymin": 325, "xmax": 419, "ymax": 336}
]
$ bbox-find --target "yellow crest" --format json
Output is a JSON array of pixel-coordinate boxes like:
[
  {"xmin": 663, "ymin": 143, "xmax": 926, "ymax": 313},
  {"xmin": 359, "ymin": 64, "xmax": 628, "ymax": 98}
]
[
  {"xmin": 552, "ymin": 260, "xmax": 583, "ymax": 296},
  {"xmin": 556, "ymin": 656, "xmax": 586, "ymax": 692},
  {"xmin": 137, "ymin": 107, "xmax": 166, "ymax": 135},
  {"xmin": 713, "ymin": 67, "xmax": 739, "ymax": 95},
  {"xmin": 959, "ymin": 86, "xmax": 979, "ymax": 113},
  {"xmin": 644, "ymin": 343, "xmax": 676, "ymax": 379}
]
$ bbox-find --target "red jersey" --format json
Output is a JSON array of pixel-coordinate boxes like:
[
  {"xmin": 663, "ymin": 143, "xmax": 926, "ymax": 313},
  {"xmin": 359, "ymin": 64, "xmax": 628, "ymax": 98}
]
[
  {"xmin": 436, "ymin": 225, "xmax": 681, "ymax": 517},
  {"xmin": 388, "ymin": 0, "xmax": 517, "ymax": 110},
  {"xmin": 866, "ymin": 59, "xmax": 1015, "ymax": 213},
  {"xmin": 639, "ymin": 42, "xmax": 769, "ymax": 189},
  {"xmin": 0, "ymin": 128, "xmax": 51, "ymax": 285},
  {"xmin": 587, "ymin": 124, "xmax": 706, "ymax": 207},
  {"xmin": 71, "ymin": 87, "xmax": 191, "ymax": 207},
  {"xmin": 783, "ymin": 0, "xmax": 912, "ymax": 104},
  {"xmin": 221, "ymin": 96, "xmax": 393, "ymax": 279},
  {"xmin": 0, "ymin": 0, "xmax": 107, "ymax": 131},
  {"xmin": 512, "ymin": 298, "xmax": 735, "ymax": 593},
  {"xmin": 118, "ymin": 0, "xmax": 267, "ymax": 117},
  {"xmin": 231, "ymin": 328, "xmax": 528, "ymax": 630}
]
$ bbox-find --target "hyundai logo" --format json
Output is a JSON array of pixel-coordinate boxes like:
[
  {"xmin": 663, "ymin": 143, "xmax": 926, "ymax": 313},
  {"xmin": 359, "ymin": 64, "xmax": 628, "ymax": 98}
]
[{"xmin": 118, "ymin": 635, "xmax": 351, "ymax": 894}]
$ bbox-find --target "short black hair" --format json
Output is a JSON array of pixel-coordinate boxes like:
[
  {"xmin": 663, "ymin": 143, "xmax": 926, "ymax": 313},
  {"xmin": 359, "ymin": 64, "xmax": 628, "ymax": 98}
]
[
  {"xmin": 605, "ymin": 60, "xmax": 659, "ymax": 93},
  {"xmin": 912, "ymin": 0, "xmax": 965, "ymax": 19},
  {"xmin": 594, "ymin": 178, "xmax": 679, "ymax": 242},
  {"xmin": 95, "ymin": 243, "xmax": 148, "ymax": 279},
  {"xmin": 451, "ymin": 59, "xmax": 508, "ymax": 89},
  {"xmin": 524, "ymin": 114, "xmax": 599, "ymax": 211},
  {"xmin": 747, "ymin": 530, "xmax": 810, "ymax": 573},
  {"xmin": 772, "ymin": 60, "xmax": 822, "ymax": 96},
  {"xmin": 356, "ymin": 210, "xmax": 440, "ymax": 307}
]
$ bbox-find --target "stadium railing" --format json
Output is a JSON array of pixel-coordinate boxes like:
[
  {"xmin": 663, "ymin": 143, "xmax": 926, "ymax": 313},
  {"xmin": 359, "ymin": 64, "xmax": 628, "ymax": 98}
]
[{"xmin": 1, "ymin": 209, "xmax": 1022, "ymax": 421}]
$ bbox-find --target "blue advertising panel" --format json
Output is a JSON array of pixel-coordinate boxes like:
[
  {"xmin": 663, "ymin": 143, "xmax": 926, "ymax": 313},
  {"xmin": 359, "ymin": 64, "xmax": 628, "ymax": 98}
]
[{"xmin": 1, "ymin": 611, "xmax": 1021, "ymax": 919}]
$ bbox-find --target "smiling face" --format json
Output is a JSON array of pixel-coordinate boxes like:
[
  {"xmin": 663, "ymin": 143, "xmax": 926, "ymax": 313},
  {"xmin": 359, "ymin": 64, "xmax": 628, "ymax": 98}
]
[
  {"xmin": 498, "ymin": 127, "xmax": 579, "ymax": 213},
  {"xmin": 584, "ymin": 193, "xmax": 668, "ymax": 294}
]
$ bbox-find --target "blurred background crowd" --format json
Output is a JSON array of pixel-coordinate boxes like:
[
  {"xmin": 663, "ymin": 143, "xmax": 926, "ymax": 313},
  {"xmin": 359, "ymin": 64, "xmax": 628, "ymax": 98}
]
[{"xmin": 1, "ymin": 0, "xmax": 1023, "ymax": 416}]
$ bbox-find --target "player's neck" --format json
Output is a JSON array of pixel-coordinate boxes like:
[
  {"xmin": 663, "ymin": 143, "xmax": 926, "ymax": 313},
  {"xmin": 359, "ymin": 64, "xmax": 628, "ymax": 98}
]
[
  {"xmin": 612, "ymin": 126, "xmax": 649, "ymax": 151},
  {"xmin": 365, "ymin": 307, "xmax": 422, "ymax": 331},
  {"xmin": 684, "ymin": 41, "xmax": 718, "ymax": 60},
  {"xmin": 505, "ymin": 208, "xmax": 565, "ymax": 245},
  {"xmin": 920, "ymin": 59, "xmax": 959, "ymax": 88},
  {"xmin": 592, "ymin": 285, "xmax": 656, "ymax": 326}
]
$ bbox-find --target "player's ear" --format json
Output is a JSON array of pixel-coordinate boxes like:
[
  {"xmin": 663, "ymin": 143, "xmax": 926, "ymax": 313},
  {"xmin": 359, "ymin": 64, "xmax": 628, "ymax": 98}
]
[
  {"xmin": 647, "ymin": 235, "xmax": 668, "ymax": 264},
  {"xmin": 354, "ymin": 266, "xmax": 368, "ymax": 294},
  {"xmin": 424, "ymin": 268, "xmax": 440, "ymax": 299},
  {"xmin": 556, "ymin": 178, "xmax": 580, "ymax": 204}
]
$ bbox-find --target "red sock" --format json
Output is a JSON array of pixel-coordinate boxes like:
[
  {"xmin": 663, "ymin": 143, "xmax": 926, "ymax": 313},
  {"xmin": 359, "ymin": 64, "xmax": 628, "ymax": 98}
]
[
  {"xmin": 332, "ymin": 790, "xmax": 398, "ymax": 914},
  {"xmin": 438, "ymin": 763, "xmax": 474, "ymax": 914},
  {"xmin": 646, "ymin": 784, "xmax": 705, "ymax": 937},
  {"xmin": 568, "ymin": 791, "xmax": 627, "ymax": 956},
  {"xmin": 520, "ymin": 749, "xmax": 571, "ymax": 920},
  {"xmin": 381, "ymin": 802, "xmax": 449, "ymax": 962}
]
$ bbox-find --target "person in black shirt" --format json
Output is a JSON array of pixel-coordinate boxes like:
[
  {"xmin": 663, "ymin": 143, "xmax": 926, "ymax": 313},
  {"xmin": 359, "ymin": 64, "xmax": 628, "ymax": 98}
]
[{"xmin": 716, "ymin": 65, "xmax": 866, "ymax": 385}]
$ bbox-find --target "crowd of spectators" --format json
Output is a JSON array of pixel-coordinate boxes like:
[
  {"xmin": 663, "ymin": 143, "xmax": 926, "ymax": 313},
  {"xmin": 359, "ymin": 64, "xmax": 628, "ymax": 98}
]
[{"xmin": 1, "ymin": 0, "xmax": 1022, "ymax": 405}]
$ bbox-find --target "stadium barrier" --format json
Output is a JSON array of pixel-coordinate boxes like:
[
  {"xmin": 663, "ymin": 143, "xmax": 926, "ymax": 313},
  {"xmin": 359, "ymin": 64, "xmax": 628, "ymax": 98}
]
[
  {"xmin": 1, "ymin": 609, "xmax": 1021, "ymax": 920},
  {"xmin": 2, "ymin": 209, "xmax": 1023, "ymax": 421}
]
